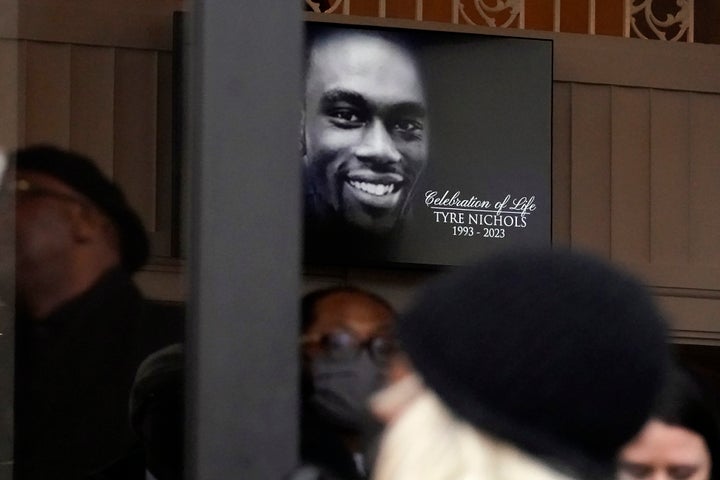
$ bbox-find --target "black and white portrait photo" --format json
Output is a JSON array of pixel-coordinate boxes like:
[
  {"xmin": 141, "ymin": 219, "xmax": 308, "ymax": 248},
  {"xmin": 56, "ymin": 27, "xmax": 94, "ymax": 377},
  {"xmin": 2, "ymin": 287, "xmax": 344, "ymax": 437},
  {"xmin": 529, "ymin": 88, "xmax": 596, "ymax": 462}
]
[
  {"xmin": 302, "ymin": 23, "xmax": 553, "ymax": 268},
  {"xmin": 303, "ymin": 26, "xmax": 428, "ymax": 237}
]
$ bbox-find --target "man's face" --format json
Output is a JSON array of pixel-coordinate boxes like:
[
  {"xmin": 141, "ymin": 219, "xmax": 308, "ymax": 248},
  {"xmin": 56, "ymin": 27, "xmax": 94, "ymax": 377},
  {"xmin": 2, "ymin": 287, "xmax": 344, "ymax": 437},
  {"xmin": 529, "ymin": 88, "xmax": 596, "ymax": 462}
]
[
  {"xmin": 303, "ymin": 32, "xmax": 428, "ymax": 233},
  {"xmin": 14, "ymin": 172, "xmax": 84, "ymax": 287},
  {"xmin": 302, "ymin": 291, "xmax": 394, "ymax": 364},
  {"xmin": 302, "ymin": 291, "xmax": 395, "ymax": 432},
  {"xmin": 618, "ymin": 420, "xmax": 711, "ymax": 480}
]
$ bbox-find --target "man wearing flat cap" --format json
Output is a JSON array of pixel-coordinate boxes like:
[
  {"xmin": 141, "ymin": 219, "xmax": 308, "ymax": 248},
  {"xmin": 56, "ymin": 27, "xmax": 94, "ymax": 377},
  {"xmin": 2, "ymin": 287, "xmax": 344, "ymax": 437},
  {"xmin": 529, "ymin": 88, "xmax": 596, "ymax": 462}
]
[{"xmin": 10, "ymin": 145, "xmax": 183, "ymax": 479}]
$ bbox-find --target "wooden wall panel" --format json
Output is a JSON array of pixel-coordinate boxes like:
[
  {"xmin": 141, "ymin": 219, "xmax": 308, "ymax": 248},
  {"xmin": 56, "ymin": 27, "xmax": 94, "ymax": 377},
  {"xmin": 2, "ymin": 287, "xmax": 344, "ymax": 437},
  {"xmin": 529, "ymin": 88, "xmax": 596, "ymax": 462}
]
[
  {"xmin": 16, "ymin": 41, "xmax": 25, "ymax": 148},
  {"xmin": 595, "ymin": 0, "xmax": 624, "ymax": 36},
  {"xmin": 384, "ymin": 0, "xmax": 444, "ymax": 20},
  {"xmin": 154, "ymin": 51, "xmax": 173, "ymax": 256},
  {"xmin": 69, "ymin": 45, "xmax": 115, "ymax": 176},
  {"xmin": 610, "ymin": 86, "xmax": 650, "ymax": 262},
  {"xmin": 650, "ymin": 89, "xmax": 690, "ymax": 264},
  {"xmin": 413, "ymin": 0, "xmax": 452, "ymax": 22},
  {"xmin": 570, "ymin": 83, "xmax": 611, "ymax": 257},
  {"xmin": 0, "ymin": 0, "xmax": 18, "ymax": 39},
  {"xmin": 0, "ymin": 40, "xmax": 20, "ymax": 149},
  {"xmin": 688, "ymin": 93, "xmax": 720, "ymax": 265},
  {"xmin": 560, "ymin": 0, "xmax": 589, "ymax": 34},
  {"xmin": 113, "ymin": 49, "xmax": 158, "ymax": 233},
  {"xmin": 16, "ymin": 0, "xmax": 182, "ymax": 51},
  {"xmin": 348, "ymin": 0, "xmax": 378, "ymax": 17},
  {"xmin": 659, "ymin": 295, "xmax": 720, "ymax": 345},
  {"xmin": 525, "ymin": 0, "xmax": 554, "ymax": 31},
  {"xmin": 552, "ymin": 81, "xmax": 571, "ymax": 245},
  {"xmin": 633, "ymin": 263, "xmax": 720, "ymax": 290},
  {"xmin": 550, "ymin": 34, "xmax": 720, "ymax": 94},
  {"xmin": 24, "ymin": 42, "xmax": 70, "ymax": 147}
]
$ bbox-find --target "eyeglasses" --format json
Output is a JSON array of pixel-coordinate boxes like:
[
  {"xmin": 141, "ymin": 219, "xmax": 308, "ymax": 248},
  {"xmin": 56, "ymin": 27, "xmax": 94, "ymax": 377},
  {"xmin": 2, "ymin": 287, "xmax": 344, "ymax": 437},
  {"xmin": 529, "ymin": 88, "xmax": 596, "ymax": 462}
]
[{"xmin": 301, "ymin": 329, "xmax": 398, "ymax": 365}]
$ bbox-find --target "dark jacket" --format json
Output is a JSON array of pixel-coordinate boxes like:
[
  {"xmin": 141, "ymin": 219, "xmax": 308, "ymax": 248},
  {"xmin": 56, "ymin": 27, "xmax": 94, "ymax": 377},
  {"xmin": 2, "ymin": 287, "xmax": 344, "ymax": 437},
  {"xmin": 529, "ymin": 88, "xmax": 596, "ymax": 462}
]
[
  {"xmin": 14, "ymin": 268, "xmax": 183, "ymax": 480},
  {"xmin": 294, "ymin": 401, "xmax": 371, "ymax": 480}
]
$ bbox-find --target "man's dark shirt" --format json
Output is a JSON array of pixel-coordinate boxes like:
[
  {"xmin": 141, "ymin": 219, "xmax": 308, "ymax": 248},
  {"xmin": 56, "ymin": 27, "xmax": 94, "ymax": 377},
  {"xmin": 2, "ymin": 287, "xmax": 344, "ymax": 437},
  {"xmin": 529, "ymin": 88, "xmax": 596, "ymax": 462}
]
[
  {"xmin": 298, "ymin": 403, "xmax": 367, "ymax": 480},
  {"xmin": 14, "ymin": 268, "xmax": 184, "ymax": 480}
]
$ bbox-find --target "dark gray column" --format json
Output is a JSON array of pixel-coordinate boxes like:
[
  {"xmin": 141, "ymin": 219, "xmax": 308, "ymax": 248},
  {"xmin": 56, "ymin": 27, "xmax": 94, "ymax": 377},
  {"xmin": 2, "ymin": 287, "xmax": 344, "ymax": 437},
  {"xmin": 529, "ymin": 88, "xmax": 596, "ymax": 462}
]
[{"xmin": 187, "ymin": 2, "xmax": 302, "ymax": 478}]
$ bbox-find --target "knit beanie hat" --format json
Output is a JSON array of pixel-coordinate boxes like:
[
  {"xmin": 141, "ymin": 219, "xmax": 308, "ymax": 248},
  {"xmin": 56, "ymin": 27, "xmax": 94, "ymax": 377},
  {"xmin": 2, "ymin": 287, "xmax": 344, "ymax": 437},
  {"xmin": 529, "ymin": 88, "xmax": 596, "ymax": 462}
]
[
  {"xmin": 13, "ymin": 145, "xmax": 149, "ymax": 272},
  {"xmin": 397, "ymin": 248, "xmax": 670, "ymax": 480}
]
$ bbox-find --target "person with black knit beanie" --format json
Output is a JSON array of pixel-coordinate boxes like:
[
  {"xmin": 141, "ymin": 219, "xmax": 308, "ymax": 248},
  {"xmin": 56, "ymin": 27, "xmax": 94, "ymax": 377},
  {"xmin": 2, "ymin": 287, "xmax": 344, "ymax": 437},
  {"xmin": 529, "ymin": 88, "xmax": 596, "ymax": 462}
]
[{"xmin": 371, "ymin": 248, "xmax": 671, "ymax": 480}]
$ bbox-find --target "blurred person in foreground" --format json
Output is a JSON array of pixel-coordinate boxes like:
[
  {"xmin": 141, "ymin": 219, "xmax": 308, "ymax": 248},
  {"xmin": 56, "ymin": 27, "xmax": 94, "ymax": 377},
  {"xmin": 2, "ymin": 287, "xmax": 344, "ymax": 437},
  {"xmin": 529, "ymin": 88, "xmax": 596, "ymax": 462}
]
[
  {"xmin": 10, "ymin": 145, "xmax": 183, "ymax": 479},
  {"xmin": 295, "ymin": 286, "xmax": 397, "ymax": 479},
  {"xmin": 618, "ymin": 367, "xmax": 720, "ymax": 480},
  {"xmin": 369, "ymin": 248, "xmax": 672, "ymax": 480}
]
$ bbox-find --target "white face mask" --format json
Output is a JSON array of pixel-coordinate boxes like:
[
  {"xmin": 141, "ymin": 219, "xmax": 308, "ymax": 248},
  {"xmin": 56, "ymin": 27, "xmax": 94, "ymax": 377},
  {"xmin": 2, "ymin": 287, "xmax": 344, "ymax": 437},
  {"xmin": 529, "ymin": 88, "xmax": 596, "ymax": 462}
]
[{"xmin": 309, "ymin": 349, "xmax": 385, "ymax": 432}]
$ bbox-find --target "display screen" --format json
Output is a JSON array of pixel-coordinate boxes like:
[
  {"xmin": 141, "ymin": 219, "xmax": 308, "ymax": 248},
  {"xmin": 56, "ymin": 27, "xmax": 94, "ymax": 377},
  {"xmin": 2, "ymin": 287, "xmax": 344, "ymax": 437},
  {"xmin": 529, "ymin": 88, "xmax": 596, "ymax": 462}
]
[{"xmin": 302, "ymin": 22, "xmax": 553, "ymax": 267}]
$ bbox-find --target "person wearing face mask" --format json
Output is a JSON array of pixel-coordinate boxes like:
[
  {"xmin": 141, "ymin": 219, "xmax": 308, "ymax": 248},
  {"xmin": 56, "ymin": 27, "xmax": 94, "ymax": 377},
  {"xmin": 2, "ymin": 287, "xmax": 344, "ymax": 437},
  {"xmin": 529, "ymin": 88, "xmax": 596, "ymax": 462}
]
[{"xmin": 294, "ymin": 286, "xmax": 397, "ymax": 480}]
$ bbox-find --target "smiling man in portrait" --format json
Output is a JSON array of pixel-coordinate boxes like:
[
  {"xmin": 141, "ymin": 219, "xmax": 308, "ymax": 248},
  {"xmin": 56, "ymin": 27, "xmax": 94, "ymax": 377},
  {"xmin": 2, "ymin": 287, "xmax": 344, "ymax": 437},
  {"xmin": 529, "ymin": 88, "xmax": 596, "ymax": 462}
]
[{"xmin": 302, "ymin": 26, "xmax": 429, "ymax": 243}]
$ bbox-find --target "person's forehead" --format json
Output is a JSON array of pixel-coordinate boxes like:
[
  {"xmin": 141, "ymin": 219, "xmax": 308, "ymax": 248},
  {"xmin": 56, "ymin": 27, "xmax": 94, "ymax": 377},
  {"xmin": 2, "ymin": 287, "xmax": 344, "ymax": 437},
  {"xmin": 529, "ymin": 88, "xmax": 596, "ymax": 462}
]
[
  {"xmin": 309, "ymin": 291, "xmax": 394, "ymax": 332},
  {"xmin": 622, "ymin": 420, "xmax": 709, "ymax": 461},
  {"xmin": 16, "ymin": 170, "xmax": 79, "ymax": 196},
  {"xmin": 308, "ymin": 33, "xmax": 424, "ymax": 101}
]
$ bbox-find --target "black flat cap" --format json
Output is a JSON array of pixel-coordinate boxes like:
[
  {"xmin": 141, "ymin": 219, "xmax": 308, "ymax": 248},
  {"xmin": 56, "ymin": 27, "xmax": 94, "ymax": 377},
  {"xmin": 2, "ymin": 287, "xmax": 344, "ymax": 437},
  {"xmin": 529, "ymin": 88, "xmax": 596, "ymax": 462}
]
[{"xmin": 13, "ymin": 145, "xmax": 149, "ymax": 272}]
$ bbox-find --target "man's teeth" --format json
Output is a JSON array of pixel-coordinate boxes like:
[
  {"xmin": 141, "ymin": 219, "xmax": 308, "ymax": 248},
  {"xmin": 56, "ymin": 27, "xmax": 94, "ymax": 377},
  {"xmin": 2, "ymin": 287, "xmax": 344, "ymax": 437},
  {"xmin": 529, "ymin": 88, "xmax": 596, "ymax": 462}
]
[{"xmin": 348, "ymin": 180, "xmax": 395, "ymax": 196}]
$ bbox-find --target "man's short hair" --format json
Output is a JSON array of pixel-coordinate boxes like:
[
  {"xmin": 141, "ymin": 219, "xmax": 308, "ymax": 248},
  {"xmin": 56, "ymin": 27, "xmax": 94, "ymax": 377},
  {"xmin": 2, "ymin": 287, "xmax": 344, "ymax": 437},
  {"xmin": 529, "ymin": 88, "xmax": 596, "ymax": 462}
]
[
  {"xmin": 304, "ymin": 25, "xmax": 421, "ymax": 77},
  {"xmin": 301, "ymin": 286, "xmax": 396, "ymax": 334}
]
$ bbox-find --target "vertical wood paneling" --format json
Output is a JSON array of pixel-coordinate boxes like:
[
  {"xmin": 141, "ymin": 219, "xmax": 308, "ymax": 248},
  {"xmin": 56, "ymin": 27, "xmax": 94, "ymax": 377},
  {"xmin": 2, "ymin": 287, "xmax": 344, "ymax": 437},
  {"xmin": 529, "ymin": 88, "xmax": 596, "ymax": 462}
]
[
  {"xmin": 384, "ymin": 0, "xmax": 450, "ymax": 20},
  {"xmin": 570, "ymin": 83, "xmax": 612, "ymax": 257},
  {"xmin": 688, "ymin": 93, "xmax": 720, "ymax": 265},
  {"xmin": 17, "ymin": 41, "xmax": 26, "ymax": 148},
  {"xmin": 595, "ymin": 0, "xmax": 624, "ymax": 36},
  {"xmin": 25, "ymin": 42, "xmax": 71, "ymax": 147},
  {"xmin": 610, "ymin": 86, "xmax": 650, "ymax": 262},
  {"xmin": 560, "ymin": 0, "xmax": 590, "ymax": 33},
  {"xmin": 0, "ymin": 0, "xmax": 19, "ymax": 39},
  {"xmin": 0, "ymin": 40, "xmax": 20, "ymax": 149},
  {"xmin": 525, "ymin": 0, "xmax": 555, "ymax": 31},
  {"xmin": 384, "ymin": 0, "xmax": 413, "ymax": 18},
  {"xmin": 16, "ymin": 0, "xmax": 180, "ymax": 51},
  {"xmin": 70, "ymin": 45, "xmax": 115, "ymax": 176},
  {"xmin": 650, "ymin": 89, "xmax": 690, "ymax": 264},
  {"xmin": 153, "ymin": 51, "xmax": 173, "ymax": 257},
  {"xmin": 113, "ymin": 49, "xmax": 158, "ymax": 232},
  {"xmin": 416, "ymin": 0, "xmax": 453, "ymax": 22},
  {"xmin": 349, "ymin": 0, "xmax": 378, "ymax": 16},
  {"xmin": 552, "ymin": 81, "xmax": 572, "ymax": 244}
]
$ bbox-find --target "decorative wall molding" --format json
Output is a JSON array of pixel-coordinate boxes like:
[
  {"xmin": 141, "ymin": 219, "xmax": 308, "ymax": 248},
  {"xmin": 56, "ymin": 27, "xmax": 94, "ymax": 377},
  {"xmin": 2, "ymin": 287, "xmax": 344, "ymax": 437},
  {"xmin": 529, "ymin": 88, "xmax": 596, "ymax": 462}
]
[
  {"xmin": 303, "ymin": 0, "xmax": 698, "ymax": 42},
  {"xmin": 627, "ymin": 0, "xmax": 694, "ymax": 41},
  {"xmin": 305, "ymin": 0, "xmax": 349, "ymax": 15},
  {"xmin": 454, "ymin": 0, "xmax": 524, "ymax": 28}
]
